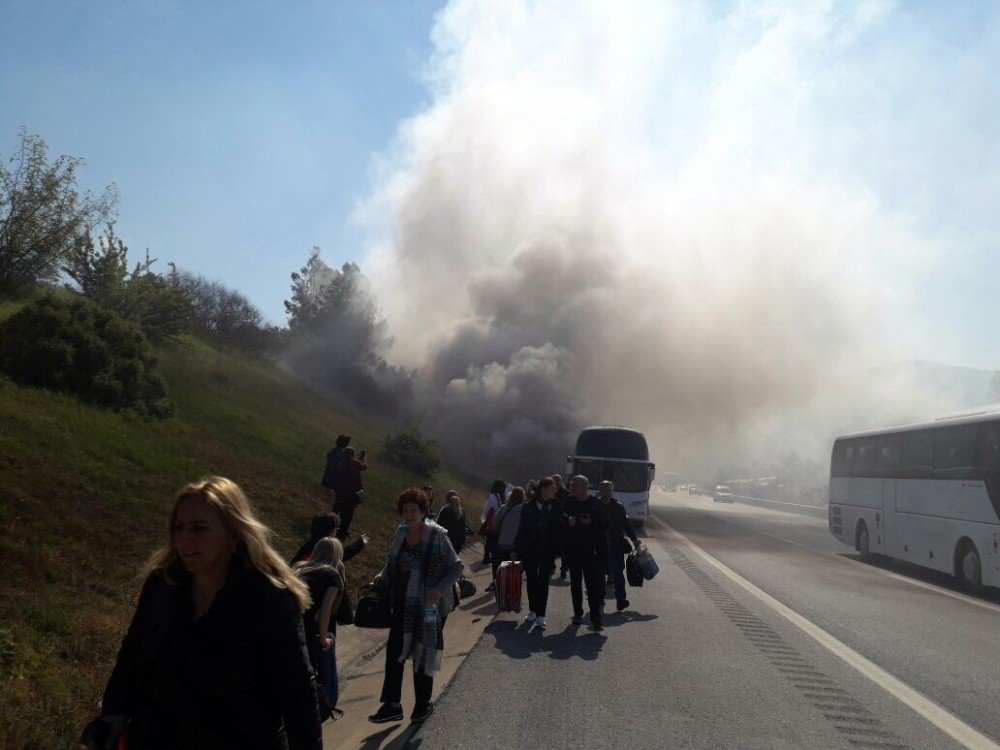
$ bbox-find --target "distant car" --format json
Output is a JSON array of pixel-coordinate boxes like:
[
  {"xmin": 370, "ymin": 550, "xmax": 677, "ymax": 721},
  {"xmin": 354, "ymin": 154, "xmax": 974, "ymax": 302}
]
[
  {"xmin": 688, "ymin": 485, "xmax": 698, "ymax": 495},
  {"xmin": 713, "ymin": 485, "xmax": 733, "ymax": 503}
]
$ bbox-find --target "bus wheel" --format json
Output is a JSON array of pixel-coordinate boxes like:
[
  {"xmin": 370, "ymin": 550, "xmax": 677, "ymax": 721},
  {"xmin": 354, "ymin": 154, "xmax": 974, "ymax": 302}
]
[
  {"xmin": 856, "ymin": 521, "xmax": 871, "ymax": 560},
  {"xmin": 955, "ymin": 540, "xmax": 983, "ymax": 593}
]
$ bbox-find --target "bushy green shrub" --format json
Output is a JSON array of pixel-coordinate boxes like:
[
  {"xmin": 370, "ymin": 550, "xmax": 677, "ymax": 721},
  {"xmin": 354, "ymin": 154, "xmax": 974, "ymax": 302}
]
[
  {"xmin": 382, "ymin": 428, "xmax": 441, "ymax": 478},
  {"xmin": 0, "ymin": 294, "xmax": 173, "ymax": 418}
]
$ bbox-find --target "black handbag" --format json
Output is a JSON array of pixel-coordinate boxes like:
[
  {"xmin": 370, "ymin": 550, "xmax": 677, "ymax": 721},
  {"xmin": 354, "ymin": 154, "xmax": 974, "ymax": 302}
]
[
  {"xmin": 626, "ymin": 553, "xmax": 644, "ymax": 587},
  {"xmin": 335, "ymin": 588, "xmax": 354, "ymax": 626},
  {"xmin": 353, "ymin": 586, "xmax": 392, "ymax": 629},
  {"xmin": 458, "ymin": 576, "xmax": 477, "ymax": 599}
]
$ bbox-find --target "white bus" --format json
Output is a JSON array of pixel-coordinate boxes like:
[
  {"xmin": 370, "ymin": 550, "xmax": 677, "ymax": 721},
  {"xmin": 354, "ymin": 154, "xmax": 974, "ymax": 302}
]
[
  {"xmin": 566, "ymin": 426, "xmax": 656, "ymax": 527},
  {"xmin": 828, "ymin": 410, "xmax": 1000, "ymax": 590}
]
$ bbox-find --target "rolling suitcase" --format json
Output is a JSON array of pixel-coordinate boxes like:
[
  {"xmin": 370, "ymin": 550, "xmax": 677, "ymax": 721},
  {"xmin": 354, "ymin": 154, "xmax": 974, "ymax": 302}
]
[{"xmin": 495, "ymin": 560, "xmax": 523, "ymax": 612}]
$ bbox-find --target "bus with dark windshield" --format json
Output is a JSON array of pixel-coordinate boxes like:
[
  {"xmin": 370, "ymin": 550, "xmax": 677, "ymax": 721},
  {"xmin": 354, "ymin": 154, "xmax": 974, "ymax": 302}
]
[{"xmin": 566, "ymin": 426, "xmax": 656, "ymax": 527}]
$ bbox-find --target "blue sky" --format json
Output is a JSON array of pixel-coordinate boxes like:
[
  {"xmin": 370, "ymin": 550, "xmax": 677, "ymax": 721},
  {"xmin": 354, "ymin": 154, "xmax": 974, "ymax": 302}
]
[
  {"xmin": 1, "ymin": 1, "xmax": 997, "ymax": 371},
  {"xmin": 0, "ymin": 0, "xmax": 443, "ymax": 322}
]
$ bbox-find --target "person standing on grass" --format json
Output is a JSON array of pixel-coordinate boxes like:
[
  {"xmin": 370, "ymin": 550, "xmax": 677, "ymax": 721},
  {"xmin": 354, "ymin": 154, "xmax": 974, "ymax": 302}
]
[
  {"xmin": 479, "ymin": 479, "xmax": 506, "ymax": 569},
  {"xmin": 561, "ymin": 475, "xmax": 608, "ymax": 631},
  {"xmin": 294, "ymin": 537, "xmax": 345, "ymax": 720},
  {"xmin": 290, "ymin": 511, "xmax": 368, "ymax": 566},
  {"xmin": 335, "ymin": 446, "xmax": 368, "ymax": 540},
  {"xmin": 321, "ymin": 434, "xmax": 351, "ymax": 500},
  {"xmin": 435, "ymin": 490, "xmax": 468, "ymax": 554},
  {"xmin": 89, "ymin": 476, "xmax": 322, "ymax": 750},
  {"xmin": 367, "ymin": 488, "xmax": 464, "ymax": 726},
  {"xmin": 514, "ymin": 477, "xmax": 560, "ymax": 630},
  {"xmin": 598, "ymin": 480, "xmax": 643, "ymax": 613}
]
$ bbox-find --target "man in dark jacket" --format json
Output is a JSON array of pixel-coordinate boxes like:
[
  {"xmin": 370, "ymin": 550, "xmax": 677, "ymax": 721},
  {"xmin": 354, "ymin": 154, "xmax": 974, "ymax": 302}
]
[
  {"xmin": 598, "ymin": 480, "xmax": 642, "ymax": 612},
  {"xmin": 561, "ymin": 475, "xmax": 608, "ymax": 630},
  {"xmin": 514, "ymin": 476, "xmax": 560, "ymax": 629},
  {"xmin": 320, "ymin": 435, "xmax": 351, "ymax": 501}
]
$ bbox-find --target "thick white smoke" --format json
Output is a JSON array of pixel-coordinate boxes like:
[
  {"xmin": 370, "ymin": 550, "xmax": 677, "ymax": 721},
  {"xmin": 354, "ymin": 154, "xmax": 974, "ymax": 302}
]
[{"xmin": 359, "ymin": 0, "xmax": 954, "ymax": 481}]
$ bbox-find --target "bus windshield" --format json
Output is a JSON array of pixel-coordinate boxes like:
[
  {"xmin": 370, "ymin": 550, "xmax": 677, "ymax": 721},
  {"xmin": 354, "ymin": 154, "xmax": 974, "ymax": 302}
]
[{"xmin": 574, "ymin": 459, "xmax": 649, "ymax": 493}]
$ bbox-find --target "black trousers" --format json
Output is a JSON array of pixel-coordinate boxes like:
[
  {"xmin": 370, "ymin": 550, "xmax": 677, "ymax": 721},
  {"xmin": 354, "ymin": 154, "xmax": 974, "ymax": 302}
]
[
  {"xmin": 568, "ymin": 553, "xmax": 604, "ymax": 619},
  {"xmin": 379, "ymin": 613, "xmax": 442, "ymax": 709},
  {"xmin": 524, "ymin": 555, "xmax": 554, "ymax": 617},
  {"xmin": 334, "ymin": 502, "xmax": 356, "ymax": 540}
]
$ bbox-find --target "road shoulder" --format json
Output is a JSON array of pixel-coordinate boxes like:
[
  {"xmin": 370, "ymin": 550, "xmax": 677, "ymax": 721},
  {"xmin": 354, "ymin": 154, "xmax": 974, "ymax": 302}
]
[{"xmin": 324, "ymin": 542, "xmax": 496, "ymax": 748}]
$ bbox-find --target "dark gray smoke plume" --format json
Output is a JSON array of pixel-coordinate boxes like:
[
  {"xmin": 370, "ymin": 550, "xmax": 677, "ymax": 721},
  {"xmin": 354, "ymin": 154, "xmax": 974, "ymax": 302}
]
[{"xmin": 357, "ymin": 1, "xmax": 966, "ymax": 482}]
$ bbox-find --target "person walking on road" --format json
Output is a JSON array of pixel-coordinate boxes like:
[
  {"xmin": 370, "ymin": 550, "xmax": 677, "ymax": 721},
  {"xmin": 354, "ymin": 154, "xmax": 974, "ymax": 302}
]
[
  {"xmin": 514, "ymin": 476, "xmax": 560, "ymax": 629},
  {"xmin": 435, "ymin": 490, "xmax": 468, "ymax": 554},
  {"xmin": 598, "ymin": 480, "xmax": 643, "ymax": 612},
  {"xmin": 295, "ymin": 537, "xmax": 345, "ymax": 720},
  {"xmin": 480, "ymin": 479, "xmax": 506, "ymax": 569},
  {"xmin": 89, "ymin": 476, "xmax": 322, "ymax": 750},
  {"xmin": 421, "ymin": 485, "xmax": 437, "ymax": 520},
  {"xmin": 290, "ymin": 511, "xmax": 368, "ymax": 566},
  {"xmin": 561, "ymin": 475, "xmax": 608, "ymax": 631},
  {"xmin": 551, "ymin": 474, "xmax": 570, "ymax": 579},
  {"xmin": 492, "ymin": 486, "xmax": 526, "ymax": 582},
  {"xmin": 368, "ymin": 488, "xmax": 464, "ymax": 726}
]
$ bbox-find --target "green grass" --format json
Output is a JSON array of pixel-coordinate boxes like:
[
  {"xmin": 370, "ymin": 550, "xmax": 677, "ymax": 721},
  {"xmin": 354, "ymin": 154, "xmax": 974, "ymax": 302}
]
[{"xmin": 0, "ymin": 294, "xmax": 484, "ymax": 749}]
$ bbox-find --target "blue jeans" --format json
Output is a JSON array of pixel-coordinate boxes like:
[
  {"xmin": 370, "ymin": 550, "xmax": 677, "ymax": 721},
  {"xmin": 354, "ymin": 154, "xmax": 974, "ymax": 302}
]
[
  {"xmin": 318, "ymin": 633, "xmax": 339, "ymax": 710},
  {"xmin": 609, "ymin": 544, "xmax": 627, "ymax": 607}
]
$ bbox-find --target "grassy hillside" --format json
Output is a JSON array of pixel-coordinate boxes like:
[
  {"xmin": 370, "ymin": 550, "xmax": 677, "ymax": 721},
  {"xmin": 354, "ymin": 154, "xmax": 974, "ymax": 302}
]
[{"xmin": 0, "ymin": 296, "xmax": 484, "ymax": 749}]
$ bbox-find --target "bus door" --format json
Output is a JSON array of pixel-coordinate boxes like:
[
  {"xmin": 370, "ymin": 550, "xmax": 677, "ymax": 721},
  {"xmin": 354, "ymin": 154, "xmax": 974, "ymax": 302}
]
[
  {"xmin": 875, "ymin": 434, "xmax": 902, "ymax": 555},
  {"xmin": 876, "ymin": 479, "xmax": 895, "ymax": 554}
]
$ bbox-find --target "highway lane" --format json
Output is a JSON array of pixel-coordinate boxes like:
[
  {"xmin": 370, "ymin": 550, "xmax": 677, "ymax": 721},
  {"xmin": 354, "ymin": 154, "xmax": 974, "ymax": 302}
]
[
  {"xmin": 404, "ymin": 492, "xmax": 995, "ymax": 749},
  {"xmin": 656, "ymin": 491, "xmax": 1000, "ymax": 743}
]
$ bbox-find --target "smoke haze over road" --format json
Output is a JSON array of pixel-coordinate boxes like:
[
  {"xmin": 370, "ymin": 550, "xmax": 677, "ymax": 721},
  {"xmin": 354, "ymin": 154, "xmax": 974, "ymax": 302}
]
[{"xmin": 356, "ymin": 1, "xmax": 985, "ymax": 480}]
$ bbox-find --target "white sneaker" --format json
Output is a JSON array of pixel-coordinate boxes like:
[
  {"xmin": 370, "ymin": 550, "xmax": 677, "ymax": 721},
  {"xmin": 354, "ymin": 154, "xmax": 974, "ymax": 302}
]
[
  {"xmin": 524, "ymin": 612, "xmax": 537, "ymax": 624},
  {"xmin": 534, "ymin": 616, "xmax": 547, "ymax": 629}
]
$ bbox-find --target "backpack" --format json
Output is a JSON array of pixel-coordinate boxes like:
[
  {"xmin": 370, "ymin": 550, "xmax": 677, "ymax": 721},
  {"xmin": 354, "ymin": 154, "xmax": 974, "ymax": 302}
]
[{"xmin": 496, "ymin": 504, "xmax": 524, "ymax": 551}]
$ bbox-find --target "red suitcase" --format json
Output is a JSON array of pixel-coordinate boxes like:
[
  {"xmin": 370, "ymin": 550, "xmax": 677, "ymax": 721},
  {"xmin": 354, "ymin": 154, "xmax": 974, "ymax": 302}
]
[{"xmin": 495, "ymin": 560, "xmax": 523, "ymax": 612}]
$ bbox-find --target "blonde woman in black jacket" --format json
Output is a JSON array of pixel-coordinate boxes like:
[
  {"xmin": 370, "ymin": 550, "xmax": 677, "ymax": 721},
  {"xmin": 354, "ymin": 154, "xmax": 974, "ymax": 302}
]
[{"xmin": 88, "ymin": 477, "xmax": 322, "ymax": 750}]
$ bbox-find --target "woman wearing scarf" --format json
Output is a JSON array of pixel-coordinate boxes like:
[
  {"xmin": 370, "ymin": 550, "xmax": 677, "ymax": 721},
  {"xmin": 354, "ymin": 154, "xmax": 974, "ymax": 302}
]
[{"xmin": 367, "ymin": 488, "xmax": 464, "ymax": 725}]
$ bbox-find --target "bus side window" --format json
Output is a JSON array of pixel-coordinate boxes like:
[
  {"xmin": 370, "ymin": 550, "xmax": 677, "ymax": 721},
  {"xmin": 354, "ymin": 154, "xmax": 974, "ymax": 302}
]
[
  {"xmin": 876, "ymin": 434, "xmax": 902, "ymax": 475},
  {"xmin": 977, "ymin": 422, "xmax": 1000, "ymax": 475},
  {"xmin": 853, "ymin": 439, "xmax": 876, "ymax": 476},
  {"xmin": 903, "ymin": 430, "xmax": 934, "ymax": 475},
  {"xmin": 831, "ymin": 440, "xmax": 852, "ymax": 477},
  {"xmin": 934, "ymin": 425, "xmax": 976, "ymax": 476}
]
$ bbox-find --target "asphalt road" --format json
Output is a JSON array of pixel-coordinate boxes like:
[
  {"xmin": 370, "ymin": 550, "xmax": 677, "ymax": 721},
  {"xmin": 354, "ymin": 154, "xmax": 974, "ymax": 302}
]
[{"xmin": 401, "ymin": 491, "xmax": 999, "ymax": 750}]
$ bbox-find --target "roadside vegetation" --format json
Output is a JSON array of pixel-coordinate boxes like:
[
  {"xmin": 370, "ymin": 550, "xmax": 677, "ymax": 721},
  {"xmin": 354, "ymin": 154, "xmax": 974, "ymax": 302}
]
[{"xmin": 0, "ymin": 130, "xmax": 483, "ymax": 747}]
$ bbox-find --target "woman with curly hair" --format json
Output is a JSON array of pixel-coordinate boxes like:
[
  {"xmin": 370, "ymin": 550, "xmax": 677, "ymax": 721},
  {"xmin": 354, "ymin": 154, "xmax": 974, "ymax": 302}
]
[
  {"xmin": 87, "ymin": 476, "xmax": 322, "ymax": 750},
  {"xmin": 367, "ymin": 488, "xmax": 464, "ymax": 726}
]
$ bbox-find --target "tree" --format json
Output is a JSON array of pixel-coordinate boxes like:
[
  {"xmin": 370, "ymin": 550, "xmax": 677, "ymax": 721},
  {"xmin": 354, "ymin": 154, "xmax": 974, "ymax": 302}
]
[
  {"xmin": 0, "ymin": 294, "xmax": 173, "ymax": 418},
  {"xmin": 172, "ymin": 269, "xmax": 285, "ymax": 354},
  {"xmin": 382, "ymin": 428, "xmax": 441, "ymax": 478},
  {"xmin": 0, "ymin": 128, "xmax": 117, "ymax": 293},
  {"xmin": 282, "ymin": 248, "xmax": 413, "ymax": 419},
  {"xmin": 63, "ymin": 224, "xmax": 191, "ymax": 341}
]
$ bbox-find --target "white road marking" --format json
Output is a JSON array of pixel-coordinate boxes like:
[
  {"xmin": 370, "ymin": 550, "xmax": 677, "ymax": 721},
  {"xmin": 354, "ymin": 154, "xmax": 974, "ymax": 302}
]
[
  {"xmin": 657, "ymin": 495, "xmax": 1000, "ymax": 616},
  {"xmin": 648, "ymin": 514, "xmax": 1000, "ymax": 750}
]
